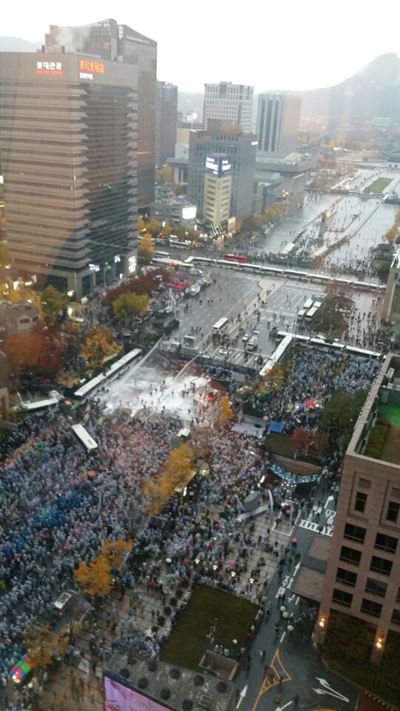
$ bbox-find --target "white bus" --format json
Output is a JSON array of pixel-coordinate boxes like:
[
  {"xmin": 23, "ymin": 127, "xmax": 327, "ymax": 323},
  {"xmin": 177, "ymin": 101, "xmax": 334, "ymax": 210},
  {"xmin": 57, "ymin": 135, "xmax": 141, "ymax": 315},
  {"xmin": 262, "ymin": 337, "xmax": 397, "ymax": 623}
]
[
  {"xmin": 71, "ymin": 423, "xmax": 98, "ymax": 452},
  {"xmin": 212, "ymin": 317, "xmax": 229, "ymax": 334}
]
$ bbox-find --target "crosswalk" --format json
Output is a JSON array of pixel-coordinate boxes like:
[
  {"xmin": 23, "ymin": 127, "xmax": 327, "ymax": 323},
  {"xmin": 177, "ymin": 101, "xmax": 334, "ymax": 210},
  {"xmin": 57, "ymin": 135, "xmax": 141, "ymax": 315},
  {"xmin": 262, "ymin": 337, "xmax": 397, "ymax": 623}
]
[{"xmin": 299, "ymin": 518, "xmax": 334, "ymax": 537}]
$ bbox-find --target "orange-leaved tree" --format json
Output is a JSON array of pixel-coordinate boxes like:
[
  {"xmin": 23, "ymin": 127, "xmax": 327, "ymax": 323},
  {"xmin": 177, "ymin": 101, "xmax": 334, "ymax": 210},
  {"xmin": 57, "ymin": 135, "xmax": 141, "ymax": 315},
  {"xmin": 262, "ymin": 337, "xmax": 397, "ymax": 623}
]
[
  {"xmin": 137, "ymin": 233, "xmax": 154, "ymax": 264},
  {"xmin": 218, "ymin": 394, "xmax": 234, "ymax": 424},
  {"xmin": 144, "ymin": 443, "xmax": 194, "ymax": 514},
  {"xmin": 23, "ymin": 624, "xmax": 68, "ymax": 669},
  {"xmin": 75, "ymin": 553, "xmax": 111, "ymax": 598},
  {"xmin": 80, "ymin": 328, "xmax": 121, "ymax": 370}
]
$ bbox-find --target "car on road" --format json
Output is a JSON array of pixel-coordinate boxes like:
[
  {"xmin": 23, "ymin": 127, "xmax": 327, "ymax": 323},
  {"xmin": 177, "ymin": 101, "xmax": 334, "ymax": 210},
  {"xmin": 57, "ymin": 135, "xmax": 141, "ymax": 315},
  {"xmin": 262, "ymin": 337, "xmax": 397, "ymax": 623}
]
[
  {"xmin": 53, "ymin": 590, "xmax": 77, "ymax": 618},
  {"xmin": 189, "ymin": 284, "xmax": 201, "ymax": 296},
  {"xmin": 246, "ymin": 336, "xmax": 258, "ymax": 351},
  {"xmin": 242, "ymin": 333, "xmax": 249, "ymax": 342},
  {"xmin": 218, "ymin": 347, "xmax": 229, "ymax": 357}
]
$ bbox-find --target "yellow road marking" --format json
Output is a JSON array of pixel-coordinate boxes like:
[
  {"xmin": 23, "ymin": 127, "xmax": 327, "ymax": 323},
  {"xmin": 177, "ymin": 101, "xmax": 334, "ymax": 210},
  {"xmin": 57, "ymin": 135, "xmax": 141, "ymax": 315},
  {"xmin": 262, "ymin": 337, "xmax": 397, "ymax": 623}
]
[{"xmin": 251, "ymin": 648, "xmax": 292, "ymax": 710}]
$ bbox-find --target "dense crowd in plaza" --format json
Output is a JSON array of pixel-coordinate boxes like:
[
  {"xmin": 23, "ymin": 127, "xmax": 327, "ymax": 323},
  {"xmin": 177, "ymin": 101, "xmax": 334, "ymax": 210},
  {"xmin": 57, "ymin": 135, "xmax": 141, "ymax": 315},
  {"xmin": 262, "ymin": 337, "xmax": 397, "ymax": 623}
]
[
  {"xmin": 243, "ymin": 347, "xmax": 380, "ymax": 431},
  {"xmin": 0, "ymin": 404, "xmax": 181, "ymax": 676},
  {"xmin": 0, "ymin": 345, "xmax": 382, "ymax": 710}
]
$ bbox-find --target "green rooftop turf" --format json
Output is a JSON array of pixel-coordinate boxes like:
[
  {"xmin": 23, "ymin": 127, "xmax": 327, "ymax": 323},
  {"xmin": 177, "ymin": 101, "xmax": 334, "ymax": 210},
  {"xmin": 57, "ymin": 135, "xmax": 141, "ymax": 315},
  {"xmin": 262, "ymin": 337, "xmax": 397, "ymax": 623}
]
[
  {"xmin": 379, "ymin": 403, "xmax": 400, "ymax": 427},
  {"xmin": 160, "ymin": 585, "xmax": 259, "ymax": 670}
]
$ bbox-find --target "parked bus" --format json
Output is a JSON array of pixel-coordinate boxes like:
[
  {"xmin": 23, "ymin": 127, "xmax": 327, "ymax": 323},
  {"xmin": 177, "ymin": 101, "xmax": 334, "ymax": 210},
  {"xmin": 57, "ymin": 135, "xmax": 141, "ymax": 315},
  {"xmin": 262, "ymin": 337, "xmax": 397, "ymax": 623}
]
[
  {"xmin": 223, "ymin": 253, "xmax": 248, "ymax": 264},
  {"xmin": 212, "ymin": 317, "xmax": 229, "ymax": 334},
  {"xmin": 71, "ymin": 423, "xmax": 98, "ymax": 452},
  {"xmin": 153, "ymin": 250, "xmax": 169, "ymax": 258}
]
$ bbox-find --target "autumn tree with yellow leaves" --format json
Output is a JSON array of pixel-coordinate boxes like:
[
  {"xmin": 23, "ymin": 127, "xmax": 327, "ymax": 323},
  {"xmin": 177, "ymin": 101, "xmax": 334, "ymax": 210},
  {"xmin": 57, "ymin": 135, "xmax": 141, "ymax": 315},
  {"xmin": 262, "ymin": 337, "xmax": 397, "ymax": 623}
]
[
  {"xmin": 137, "ymin": 233, "xmax": 155, "ymax": 263},
  {"xmin": 75, "ymin": 552, "xmax": 112, "ymax": 598},
  {"xmin": 80, "ymin": 328, "xmax": 121, "ymax": 370},
  {"xmin": 144, "ymin": 443, "xmax": 194, "ymax": 514},
  {"xmin": 23, "ymin": 625, "xmax": 68, "ymax": 669},
  {"xmin": 75, "ymin": 539, "xmax": 132, "ymax": 599},
  {"xmin": 218, "ymin": 394, "xmax": 234, "ymax": 424},
  {"xmin": 112, "ymin": 292, "xmax": 149, "ymax": 325},
  {"xmin": 259, "ymin": 363, "xmax": 286, "ymax": 396}
]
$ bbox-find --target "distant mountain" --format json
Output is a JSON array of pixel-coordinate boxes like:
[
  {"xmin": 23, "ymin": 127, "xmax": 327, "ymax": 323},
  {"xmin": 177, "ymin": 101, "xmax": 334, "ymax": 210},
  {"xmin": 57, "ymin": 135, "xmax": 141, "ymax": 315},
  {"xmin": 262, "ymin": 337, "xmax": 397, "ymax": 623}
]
[
  {"xmin": 299, "ymin": 53, "xmax": 400, "ymax": 125},
  {"xmin": 0, "ymin": 36, "xmax": 40, "ymax": 52},
  {"xmin": 177, "ymin": 92, "xmax": 204, "ymax": 119}
]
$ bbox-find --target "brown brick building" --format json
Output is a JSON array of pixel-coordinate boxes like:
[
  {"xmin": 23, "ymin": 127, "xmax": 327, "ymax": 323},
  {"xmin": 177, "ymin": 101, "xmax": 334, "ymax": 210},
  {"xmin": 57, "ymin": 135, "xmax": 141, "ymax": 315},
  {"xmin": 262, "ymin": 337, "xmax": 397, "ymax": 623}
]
[{"xmin": 316, "ymin": 354, "xmax": 400, "ymax": 663}]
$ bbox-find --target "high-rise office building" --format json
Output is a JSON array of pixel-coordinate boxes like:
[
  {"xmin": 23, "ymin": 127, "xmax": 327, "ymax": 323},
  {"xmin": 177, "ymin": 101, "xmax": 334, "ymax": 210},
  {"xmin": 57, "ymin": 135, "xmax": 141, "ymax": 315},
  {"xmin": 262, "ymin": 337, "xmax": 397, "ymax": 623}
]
[
  {"xmin": 45, "ymin": 18, "xmax": 157, "ymax": 211},
  {"xmin": 256, "ymin": 93, "xmax": 301, "ymax": 156},
  {"xmin": 316, "ymin": 354, "xmax": 400, "ymax": 663},
  {"xmin": 203, "ymin": 154, "xmax": 232, "ymax": 227},
  {"xmin": 0, "ymin": 52, "xmax": 137, "ymax": 296},
  {"xmin": 156, "ymin": 81, "xmax": 178, "ymax": 166},
  {"xmin": 382, "ymin": 249, "xmax": 400, "ymax": 324},
  {"xmin": 203, "ymin": 82, "xmax": 254, "ymax": 132},
  {"xmin": 188, "ymin": 122, "xmax": 257, "ymax": 221}
]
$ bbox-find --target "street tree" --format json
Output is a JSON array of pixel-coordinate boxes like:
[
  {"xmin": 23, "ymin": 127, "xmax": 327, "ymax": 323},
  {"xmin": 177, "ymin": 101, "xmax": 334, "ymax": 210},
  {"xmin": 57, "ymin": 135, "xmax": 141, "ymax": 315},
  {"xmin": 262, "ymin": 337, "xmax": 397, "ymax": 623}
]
[
  {"xmin": 41, "ymin": 285, "xmax": 67, "ymax": 323},
  {"xmin": 80, "ymin": 328, "xmax": 121, "ymax": 370},
  {"xmin": 218, "ymin": 394, "xmax": 234, "ymax": 424},
  {"xmin": 4, "ymin": 327, "xmax": 64, "ymax": 378},
  {"xmin": 259, "ymin": 364, "xmax": 286, "ymax": 396},
  {"xmin": 146, "ymin": 217, "xmax": 161, "ymax": 235},
  {"xmin": 137, "ymin": 233, "xmax": 154, "ymax": 263},
  {"xmin": 385, "ymin": 225, "xmax": 397, "ymax": 242},
  {"xmin": 144, "ymin": 443, "xmax": 194, "ymax": 514},
  {"xmin": 156, "ymin": 165, "xmax": 173, "ymax": 183},
  {"xmin": 23, "ymin": 625, "xmax": 68, "ymax": 669},
  {"xmin": 112, "ymin": 292, "xmax": 149, "ymax": 325},
  {"xmin": 75, "ymin": 553, "xmax": 111, "ymax": 598},
  {"xmin": 291, "ymin": 428, "xmax": 313, "ymax": 456}
]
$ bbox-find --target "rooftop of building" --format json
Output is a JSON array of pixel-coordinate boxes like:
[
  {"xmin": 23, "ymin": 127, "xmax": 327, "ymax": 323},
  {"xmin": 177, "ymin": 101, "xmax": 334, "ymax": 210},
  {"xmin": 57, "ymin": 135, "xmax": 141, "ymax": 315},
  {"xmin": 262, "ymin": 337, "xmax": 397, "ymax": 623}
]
[
  {"xmin": 350, "ymin": 354, "xmax": 400, "ymax": 467},
  {"xmin": 256, "ymin": 151, "xmax": 315, "ymax": 168},
  {"xmin": 105, "ymin": 653, "xmax": 237, "ymax": 711},
  {"xmin": 391, "ymin": 247, "xmax": 400, "ymax": 269}
]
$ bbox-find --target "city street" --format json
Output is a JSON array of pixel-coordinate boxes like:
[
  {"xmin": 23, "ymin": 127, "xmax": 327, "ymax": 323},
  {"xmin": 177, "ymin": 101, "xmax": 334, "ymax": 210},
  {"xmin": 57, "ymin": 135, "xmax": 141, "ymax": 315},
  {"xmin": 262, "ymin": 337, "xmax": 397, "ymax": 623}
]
[
  {"xmin": 236, "ymin": 487, "xmax": 359, "ymax": 711},
  {"xmin": 169, "ymin": 269, "xmax": 382, "ymax": 368},
  {"xmin": 249, "ymin": 167, "xmax": 400, "ymax": 273}
]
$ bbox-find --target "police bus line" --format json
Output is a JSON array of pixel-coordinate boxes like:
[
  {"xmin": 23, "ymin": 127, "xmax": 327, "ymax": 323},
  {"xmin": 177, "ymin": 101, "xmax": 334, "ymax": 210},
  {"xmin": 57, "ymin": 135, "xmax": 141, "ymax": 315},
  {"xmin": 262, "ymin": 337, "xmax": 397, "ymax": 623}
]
[{"xmin": 180, "ymin": 256, "xmax": 384, "ymax": 292}]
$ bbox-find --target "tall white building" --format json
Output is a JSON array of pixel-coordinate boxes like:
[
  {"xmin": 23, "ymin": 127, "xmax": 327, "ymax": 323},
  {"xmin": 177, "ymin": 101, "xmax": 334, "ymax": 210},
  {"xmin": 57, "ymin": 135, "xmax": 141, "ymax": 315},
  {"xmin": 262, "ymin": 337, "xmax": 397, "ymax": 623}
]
[
  {"xmin": 257, "ymin": 93, "xmax": 301, "ymax": 156},
  {"xmin": 203, "ymin": 82, "xmax": 253, "ymax": 132},
  {"xmin": 203, "ymin": 154, "xmax": 232, "ymax": 228}
]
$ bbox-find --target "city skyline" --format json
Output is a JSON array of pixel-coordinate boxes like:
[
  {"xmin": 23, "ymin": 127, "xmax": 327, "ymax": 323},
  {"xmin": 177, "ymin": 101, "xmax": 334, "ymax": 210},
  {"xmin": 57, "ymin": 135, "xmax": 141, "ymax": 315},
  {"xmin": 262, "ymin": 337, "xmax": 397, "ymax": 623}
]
[{"xmin": 1, "ymin": 0, "xmax": 399, "ymax": 92}]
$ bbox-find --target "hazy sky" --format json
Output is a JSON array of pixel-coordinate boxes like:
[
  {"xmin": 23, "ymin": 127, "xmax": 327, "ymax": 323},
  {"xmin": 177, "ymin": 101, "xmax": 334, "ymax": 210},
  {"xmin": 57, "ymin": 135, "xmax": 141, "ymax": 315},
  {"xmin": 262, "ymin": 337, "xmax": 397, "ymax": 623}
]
[{"xmin": 1, "ymin": 0, "xmax": 399, "ymax": 91}]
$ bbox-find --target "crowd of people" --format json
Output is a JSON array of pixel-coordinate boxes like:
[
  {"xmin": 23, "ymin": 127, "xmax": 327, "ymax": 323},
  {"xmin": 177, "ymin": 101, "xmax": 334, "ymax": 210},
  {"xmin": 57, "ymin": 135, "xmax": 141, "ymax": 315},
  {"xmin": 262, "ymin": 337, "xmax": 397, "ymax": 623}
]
[
  {"xmin": 116, "ymin": 428, "xmax": 306, "ymax": 661},
  {"xmin": 0, "ymin": 345, "xmax": 380, "ymax": 709},
  {"xmin": 0, "ymin": 394, "xmax": 309, "ymax": 686},
  {"xmin": 243, "ymin": 347, "xmax": 380, "ymax": 434},
  {"xmin": 0, "ymin": 403, "xmax": 182, "ymax": 675}
]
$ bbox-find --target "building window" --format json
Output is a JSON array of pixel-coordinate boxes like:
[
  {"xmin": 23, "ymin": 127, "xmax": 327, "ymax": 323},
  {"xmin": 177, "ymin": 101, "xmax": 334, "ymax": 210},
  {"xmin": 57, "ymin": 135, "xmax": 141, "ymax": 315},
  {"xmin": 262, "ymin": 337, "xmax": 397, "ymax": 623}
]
[
  {"xmin": 361, "ymin": 598, "xmax": 382, "ymax": 617},
  {"xmin": 340, "ymin": 546, "xmax": 362, "ymax": 566},
  {"xmin": 386, "ymin": 501, "xmax": 400, "ymax": 523},
  {"xmin": 336, "ymin": 568, "xmax": 357, "ymax": 587},
  {"xmin": 375, "ymin": 533, "xmax": 398, "ymax": 554},
  {"xmin": 392, "ymin": 609, "xmax": 400, "ymax": 625},
  {"xmin": 358, "ymin": 478, "xmax": 371, "ymax": 489},
  {"xmin": 397, "ymin": 588, "xmax": 400, "ymax": 603},
  {"xmin": 370, "ymin": 556, "xmax": 393, "ymax": 576},
  {"xmin": 344, "ymin": 523, "xmax": 366, "ymax": 543},
  {"xmin": 332, "ymin": 588, "xmax": 353, "ymax": 608},
  {"xmin": 354, "ymin": 491, "xmax": 368, "ymax": 513},
  {"xmin": 365, "ymin": 578, "xmax": 387, "ymax": 598}
]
